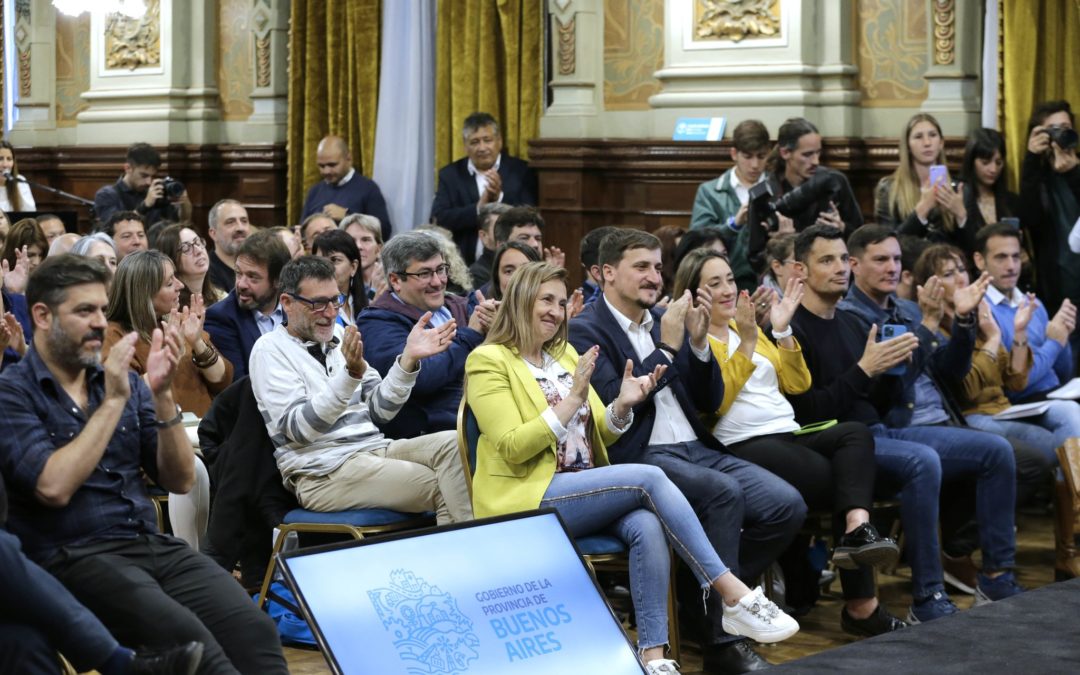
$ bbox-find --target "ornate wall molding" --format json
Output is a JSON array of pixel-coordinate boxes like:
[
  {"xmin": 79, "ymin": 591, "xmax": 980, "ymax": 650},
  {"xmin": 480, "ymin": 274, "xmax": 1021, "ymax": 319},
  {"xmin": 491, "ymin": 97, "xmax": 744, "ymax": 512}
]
[
  {"xmin": 255, "ymin": 34, "xmax": 271, "ymax": 86},
  {"xmin": 104, "ymin": 0, "xmax": 162, "ymax": 70},
  {"xmin": 15, "ymin": 0, "xmax": 30, "ymax": 96},
  {"xmin": 932, "ymin": 0, "xmax": 956, "ymax": 65},
  {"xmin": 557, "ymin": 16, "xmax": 576, "ymax": 75},
  {"xmin": 694, "ymin": 0, "xmax": 780, "ymax": 42}
]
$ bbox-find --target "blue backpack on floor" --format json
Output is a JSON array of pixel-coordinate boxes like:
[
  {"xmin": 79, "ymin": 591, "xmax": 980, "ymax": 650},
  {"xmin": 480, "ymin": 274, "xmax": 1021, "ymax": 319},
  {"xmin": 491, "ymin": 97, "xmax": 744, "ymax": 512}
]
[{"xmin": 256, "ymin": 582, "xmax": 317, "ymax": 647}]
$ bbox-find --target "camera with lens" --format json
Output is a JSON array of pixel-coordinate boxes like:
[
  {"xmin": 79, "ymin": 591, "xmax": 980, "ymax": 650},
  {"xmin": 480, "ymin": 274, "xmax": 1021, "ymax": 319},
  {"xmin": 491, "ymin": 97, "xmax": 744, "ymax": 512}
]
[
  {"xmin": 162, "ymin": 176, "xmax": 186, "ymax": 198},
  {"xmin": 747, "ymin": 170, "xmax": 845, "ymax": 231},
  {"xmin": 1045, "ymin": 125, "xmax": 1079, "ymax": 151}
]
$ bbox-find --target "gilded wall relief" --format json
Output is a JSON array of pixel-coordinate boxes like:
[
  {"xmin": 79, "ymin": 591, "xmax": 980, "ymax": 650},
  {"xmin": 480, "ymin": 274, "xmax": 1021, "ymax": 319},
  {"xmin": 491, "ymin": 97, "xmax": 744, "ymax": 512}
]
[
  {"xmin": 932, "ymin": 0, "xmax": 955, "ymax": 66},
  {"xmin": 219, "ymin": 0, "xmax": 254, "ymax": 120},
  {"xmin": 16, "ymin": 0, "xmax": 30, "ymax": 96},
  {"xmin": 56, "ymin": 13, "xmax": 91, "ymax": 127},
  {"xmin": 104, "ymin": 0, "xmax": 161, "ymax": 71},
  {"xmin": 856, "ymin": 0, "xmax": 928, "ymax": 107},
  {"xmin": 693, "ymin": 0, "xmax": 780, "ymax": 42},
  {"xmin": 603, "ymin": 0, "xmax": 663, "ymax": 110}
]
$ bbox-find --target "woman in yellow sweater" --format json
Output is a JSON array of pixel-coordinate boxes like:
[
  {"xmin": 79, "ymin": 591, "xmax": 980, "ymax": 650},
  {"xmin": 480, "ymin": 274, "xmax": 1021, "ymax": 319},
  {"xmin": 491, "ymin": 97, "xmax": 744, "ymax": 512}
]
[
  {"xmin": 674, "ymin": 249, "xmax": 904, "ymax": 636},
  {"xmin": 465, "ymin": 262, "xmax": 798, "ymax": 674}
]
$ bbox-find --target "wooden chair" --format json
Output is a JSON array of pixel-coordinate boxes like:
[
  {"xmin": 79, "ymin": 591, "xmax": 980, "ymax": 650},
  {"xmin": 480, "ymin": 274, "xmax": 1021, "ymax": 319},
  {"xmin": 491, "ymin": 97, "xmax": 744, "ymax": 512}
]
[{"xmin": 457, "ymin": 397, "xmax": 681, "ymax": 661}]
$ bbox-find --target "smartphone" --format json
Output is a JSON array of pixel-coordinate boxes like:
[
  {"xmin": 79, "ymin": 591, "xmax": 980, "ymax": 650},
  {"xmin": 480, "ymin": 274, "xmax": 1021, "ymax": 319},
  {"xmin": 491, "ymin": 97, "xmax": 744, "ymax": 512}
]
[
  {"xmin": 929, "ymin": 164, "xmax": 948, "ymax": 187},
  {"xmin": 1000, "ymin": 217, "xmax": 1020, "ymax": 229},
  {"xmin": 878, "ymin": 323, "xmax": 908, "ymax": 376}
]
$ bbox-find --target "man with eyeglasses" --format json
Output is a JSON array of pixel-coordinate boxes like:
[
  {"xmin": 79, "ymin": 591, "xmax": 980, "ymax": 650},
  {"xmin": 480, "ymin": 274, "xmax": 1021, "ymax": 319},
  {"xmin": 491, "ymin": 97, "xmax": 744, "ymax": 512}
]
[
  {"xmin": 356, "ymin": 232, "xmax": 498, "ymax": 439},
  {"xmin": 249, "ymin": 255, "xmax": 472, "ymax": 523}
]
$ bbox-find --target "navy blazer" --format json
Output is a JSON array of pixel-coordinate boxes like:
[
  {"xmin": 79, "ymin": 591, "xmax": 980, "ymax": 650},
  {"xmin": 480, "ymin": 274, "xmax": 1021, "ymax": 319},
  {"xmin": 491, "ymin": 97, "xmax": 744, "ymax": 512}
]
[
  {"xmin": 204, "ymin": 290, "xmax": 262, "ymax": 380},
  {"xmin": 430, "ymin": 153, "xmax": 538, "ymax": 264},
  {"xmin": 567, "ymin": 299, "xmax": 725, "ymax": 464}
]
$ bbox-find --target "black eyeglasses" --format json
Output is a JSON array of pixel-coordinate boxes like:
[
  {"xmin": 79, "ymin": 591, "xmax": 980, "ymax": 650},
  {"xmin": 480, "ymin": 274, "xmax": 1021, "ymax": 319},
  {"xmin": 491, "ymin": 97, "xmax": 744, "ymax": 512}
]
[
  {"xmin": 179, "ymin": 237, "xmax": 206, "ymax": 255},
  {"xmin": 397, "ymin": 264, "xmax": 450, "ymax": 282},
  {"xmin": 287, "ymin": 292, "xmax": 344, "ymax": 313}
]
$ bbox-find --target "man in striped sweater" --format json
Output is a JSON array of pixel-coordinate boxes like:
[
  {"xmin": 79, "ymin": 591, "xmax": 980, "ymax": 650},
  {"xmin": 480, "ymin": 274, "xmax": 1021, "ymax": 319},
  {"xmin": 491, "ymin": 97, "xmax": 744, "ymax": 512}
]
[{"xmin": 249, "ymin": 256, "xmax": 472, "ymax": 524}]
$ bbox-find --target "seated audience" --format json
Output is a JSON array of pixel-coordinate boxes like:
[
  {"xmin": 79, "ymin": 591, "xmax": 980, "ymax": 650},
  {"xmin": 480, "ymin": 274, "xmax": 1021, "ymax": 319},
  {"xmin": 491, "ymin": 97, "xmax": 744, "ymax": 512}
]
[
  {"xmin": 93, "ymin": 142, "xmax": 192, "ymax": 226},
  {"xmin": 37, "ymin": 214, "xmax": 66, "ymax": 247},
  {"xmin": 156, "ymin": 223, "xmax": 225, "ymax": 310},
  {"xmin": 675, "ymin": 249, "xmax": 904, "ymax": 636},
  {"xmin": 206, "ymin": 199, "xmax": 252, "ymax": 292},
  {"xmin": 579, "ymin": 225, "xmax": 619, "ymax": 305},
  {"xmin": 468, "ymin": 202, "xmax": 512, "ymax": 286},
  {"xmin": 48, "ymin": 232, "xmax": 82, "ymax": 257},
  {"xmin": 2, "ymin": 218, "xmax": 47, "ymax": 280},
  {"xmin": 357, "ymin": 232, "xmax": 497, "ymax": 439},
  {"xmin": 205, "ymin": 229, "xmax": 291, "ymax": 379},
  {"xmin": 961, "ymin": 128, "xmax": 1020, "ymax": 235},
  {"xmin": 311, "ymin": 229, "xmax": 367, "ymax": 325},
  {"xmin": 569, "ymin": 229, "xmax": 804, "ymax": 672},
  {"xmin": 0, "ymin": 254, "xmax": 286, "ymax": 672},
  {"xmin": 302, "ymin": 135, "xmax": 393, "ymax": 240},
  {"xmin": 673, "ymin": 226, "xmax": 729, "ymax": 273},
  {"xmin": 0, "ymin": 266, "xmax": 29, "ymax": 370},
  {"xmin": 467, "ymin": 262, "xmax": 799, "ymax": 675},
  {"xmin": 101, "ymin": 211, "xmax": 148, "ymax": 261},
  {"xmin": 71, "ymin": 231, "xmax": 119, "ymax": 276},
  {"xmin": 493, "ymin": 205, "xmax": 563, "ymax": 268},
  {"xmin": 300, "ymin": 213, "xmax": 336, "ymax": 253},
  {"xmin": 0, "ymin": 140, "xmax": 35, "ymax": 212},
  {"xmin": 875, "ymin": 113, "xmax": 969, "ymax": 246},
  {"xmin": 248, "ymin": 256, "xmax": 472, "ymax": 523},
  {"xmin": 896, "ymin": 234, "xmax": 931, "ymax": 301},
  {"xmin": 760, "ymin": 233, "xmax": 797, "ymax": 297},
  {"xmin": 340, "ymin": 213, "xmax": 387, "ymax": 298},
  {"xmin": 415, "ymin": 225, "xmax": 475, "ymax": 295},
  {"xmin": 267, "ymin": 225, "xmax": 303, "ymax": 260}
]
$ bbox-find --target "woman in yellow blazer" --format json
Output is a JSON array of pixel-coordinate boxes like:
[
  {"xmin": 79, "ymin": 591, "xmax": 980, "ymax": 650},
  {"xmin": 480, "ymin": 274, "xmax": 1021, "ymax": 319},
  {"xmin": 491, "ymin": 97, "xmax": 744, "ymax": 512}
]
[
  {"xmin": 674, "ymin": 250, "xmax": 903, "ymax": 637},
  {"xmin": 465, "ymin": 262, "xmax": 798, "ymax": 673}
]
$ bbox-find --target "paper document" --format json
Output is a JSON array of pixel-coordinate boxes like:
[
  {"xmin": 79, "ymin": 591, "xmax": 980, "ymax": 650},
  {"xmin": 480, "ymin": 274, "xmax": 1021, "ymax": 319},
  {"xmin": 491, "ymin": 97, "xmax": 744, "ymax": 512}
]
[
  {"xmin": 1047, "ymin": 378, "xmax": 1080, "ymax": 400},
  {"xmin": 993, "ymin": 401, "xmax": 1050, "ymax": 420}
]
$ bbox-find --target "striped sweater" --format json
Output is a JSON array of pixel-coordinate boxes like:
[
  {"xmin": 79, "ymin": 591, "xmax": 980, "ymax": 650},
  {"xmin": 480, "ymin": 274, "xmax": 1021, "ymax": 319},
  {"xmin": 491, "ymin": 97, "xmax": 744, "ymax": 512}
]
[{"xmin": 249, "ymin": 324, "xmax": 419, "ymax": 484}]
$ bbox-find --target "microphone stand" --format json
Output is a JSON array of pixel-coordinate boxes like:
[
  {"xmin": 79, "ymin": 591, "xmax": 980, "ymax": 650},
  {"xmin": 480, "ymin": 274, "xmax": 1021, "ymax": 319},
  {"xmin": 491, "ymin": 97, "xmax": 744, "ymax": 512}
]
[{"xmin": 5, "ymin": 173, "xmax": 96, "ymax": 221}]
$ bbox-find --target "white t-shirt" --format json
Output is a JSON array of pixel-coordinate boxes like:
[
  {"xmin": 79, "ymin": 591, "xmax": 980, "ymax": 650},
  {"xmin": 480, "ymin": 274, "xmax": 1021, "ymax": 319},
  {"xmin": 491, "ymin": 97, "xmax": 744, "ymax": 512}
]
[
  {"xmin": 0, "ymin": 181, "xmax": 35, "ymax": 212},
  {"xmin": 711, "ymin": 331, "xmax": 800, "ymax": 446}
]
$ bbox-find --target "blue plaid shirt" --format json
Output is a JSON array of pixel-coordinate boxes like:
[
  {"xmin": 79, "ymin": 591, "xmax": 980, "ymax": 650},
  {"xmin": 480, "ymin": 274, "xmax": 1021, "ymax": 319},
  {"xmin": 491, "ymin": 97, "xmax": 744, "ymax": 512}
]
[{"xmin": 0, "ymin": 347, "xmax": 160, "ymax": 563}]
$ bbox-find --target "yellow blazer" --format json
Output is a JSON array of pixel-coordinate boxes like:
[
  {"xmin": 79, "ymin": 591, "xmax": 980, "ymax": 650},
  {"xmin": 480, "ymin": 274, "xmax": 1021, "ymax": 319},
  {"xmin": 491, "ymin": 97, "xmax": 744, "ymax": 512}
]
[
  {"xmin": 708, "ymin": 322, "xmax": 812, "ymax": 416},
  {"xmin": 465, "ymin": 342, "xmax": 620, "ymax": 519}
]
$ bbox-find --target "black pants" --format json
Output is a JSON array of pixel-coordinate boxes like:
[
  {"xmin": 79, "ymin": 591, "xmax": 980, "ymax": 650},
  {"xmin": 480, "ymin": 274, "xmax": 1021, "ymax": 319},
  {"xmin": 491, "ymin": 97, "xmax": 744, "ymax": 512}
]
[
  {"xmin": 45, "ymin": 534, "xmax": 287, "ymax": 675},
  {"xmin": 727, "ymin": 422, "xmax": 878, "ymax": 601}
]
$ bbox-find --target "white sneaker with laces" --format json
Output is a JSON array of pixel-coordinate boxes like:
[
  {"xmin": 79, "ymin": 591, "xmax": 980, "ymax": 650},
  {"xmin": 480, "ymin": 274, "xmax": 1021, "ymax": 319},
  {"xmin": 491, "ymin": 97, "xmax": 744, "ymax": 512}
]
[
  {"xmin": 721, "ymin": 586, "xmax": 800, "ymax": 644},
  {"xmin": 644, "ymin": 658, "xmax": 680, "ymax": 674}
]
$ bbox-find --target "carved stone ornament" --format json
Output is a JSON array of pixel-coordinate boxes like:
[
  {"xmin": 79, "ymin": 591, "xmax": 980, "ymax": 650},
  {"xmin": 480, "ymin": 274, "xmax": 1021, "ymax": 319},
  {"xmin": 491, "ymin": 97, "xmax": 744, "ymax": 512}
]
[
  {"xmin": 557, "ymin": 16, "xmax": 576, "ymax": 75},
  {"xmin": 255, "ymin": 34, "xmax": 271, "ymax": 87},
  {"xmin": 933, "ymin": 0, "xmax": 956, "ymax": 65},
  {"xmin": 695, "ymin": 0, "xmax": 780, "ymax": 42},
  {"xmin": 104, "ymin": 0, "xmax": 161, "ymax": 71}
]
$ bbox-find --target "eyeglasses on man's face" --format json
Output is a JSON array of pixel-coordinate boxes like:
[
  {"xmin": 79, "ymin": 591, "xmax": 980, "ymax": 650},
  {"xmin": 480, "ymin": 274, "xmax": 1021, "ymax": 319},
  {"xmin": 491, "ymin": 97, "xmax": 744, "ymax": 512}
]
[
  {"xmin": 287, "ymin": 292, "xmax": 343, "ymax": 313},
  {"xmin": 397, "ymin": 264, "xmax": 450, "ymax": 282},
  {"xmin": 179, "ymin": 237, "xmax": 207, "ymax": 255}
]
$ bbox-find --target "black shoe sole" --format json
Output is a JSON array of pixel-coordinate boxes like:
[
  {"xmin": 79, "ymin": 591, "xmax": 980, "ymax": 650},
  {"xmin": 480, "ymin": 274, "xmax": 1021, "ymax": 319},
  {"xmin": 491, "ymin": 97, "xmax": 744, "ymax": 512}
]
[{"xmin": 833, "ymin": 541, "xmax": 900, "ymax": 570}]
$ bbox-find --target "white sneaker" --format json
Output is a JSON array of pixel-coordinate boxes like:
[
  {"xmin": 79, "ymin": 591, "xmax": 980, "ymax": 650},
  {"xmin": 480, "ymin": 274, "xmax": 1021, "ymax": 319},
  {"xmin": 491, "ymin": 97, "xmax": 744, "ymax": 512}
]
[
  {"xmin": 644, "ymin": 658, "xmax": 680, "ymax": 674},
  {"xmin": 721, "ymin": 586, "xmax": 800, "ymax": 644}
]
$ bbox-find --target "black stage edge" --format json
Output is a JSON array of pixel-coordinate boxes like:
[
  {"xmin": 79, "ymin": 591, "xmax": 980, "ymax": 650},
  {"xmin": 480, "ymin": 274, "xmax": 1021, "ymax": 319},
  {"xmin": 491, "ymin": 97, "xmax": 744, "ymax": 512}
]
[{"xmin": 775, "ymin": 578, "xmax": 1080, "ymax": 673}]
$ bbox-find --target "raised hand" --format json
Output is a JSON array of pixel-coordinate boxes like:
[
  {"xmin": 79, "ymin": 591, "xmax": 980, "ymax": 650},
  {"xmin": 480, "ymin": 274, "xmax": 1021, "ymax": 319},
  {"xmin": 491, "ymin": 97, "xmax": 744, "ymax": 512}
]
[
  {"xmin": 615, "ymin": 358, "xmax": 665, "ymax": 411},
  {"xmin": 145, "ymin": 324, "xmax": 183, "ymax": 396},
  {"xmin": 1, "ymin": 246, "xmax": 30, "ymax": 294},
  {"xmin": 734, "ymin": 290, "xmax": 759, "ymax": 348},
  {"xmin": 915, "ymin": 183, "xmax": 937, "ymax": 221},
  {"xmin": 659, "ymin": 291, "xmax": 690, "ymax": 349},
  {"xmin": 749, "ymin": 285, "xmax": 775, "ymax": 328},
  {"xmin": 370, "ymin": 261, "xmax": 388, "ymax": 298},
  {"xmin": 567, "ymin": 288, "xmax": 585, "ymax": 320},
  {"xmin": 976, "ymin": 299, "xmax": 1001, "ymax": 342},
  {"xmin": 1047, "ymin": 299, "xmax": 1078, "ymax": 346},
  {"xmin": 685, "ymin": 286, "xmax": 713, "ymax": 349},
  {"xmin": 916, "ymin": 275, "xmax": 945, "ymax": 330},
  {"xmin": 857, "ymin": 323, "xmax": 919, "ymax": 377},
  {"xmin": 815, "ymin": 202, "xmax": 845, "ymax": 231},
  {"xmin": 2, "ymin": 312, "xmax": 26, "ymax": 356},
  {"xmin": 543, "ymin": 246, "xmax": 566, "ymax": 270},
  {"xmin": 401, "ymin": 312, "xmax": 456, "ymax": 371},
  {"xmin": 342, "ymin": 325, "xmax": 366, "ymax": 378},
  {"xmin": 570, "ymin": 345, "xmax": 599, "ymax": 401},
  {"xmin": 952, "ymin": 272, "xmax": 992, "ymax": 317},
  {"xmin": 1028, "ymin": 125, "xmax": 1052, "ymax": 155},
  {"xmin": 770, "ymin": 277, "xmax": 804, "ymax": 333},
  {"xmin": 935, "ymin": 181, "xmax": 967, "ymax": 221},
  {"xmin": 1053, "ymin": 145, "xmax": 1080, "ymax": 174},
  {"xmin": 104, "ymin": 331, "xmax": 138, "ymax": 402},
  {"xmin": 1013, "ymin": 292, "xmax": 1037, "ymax": 333},
  {"xmin": 468, "ymin": 290, "xmax": 498, "ymax": 334}
]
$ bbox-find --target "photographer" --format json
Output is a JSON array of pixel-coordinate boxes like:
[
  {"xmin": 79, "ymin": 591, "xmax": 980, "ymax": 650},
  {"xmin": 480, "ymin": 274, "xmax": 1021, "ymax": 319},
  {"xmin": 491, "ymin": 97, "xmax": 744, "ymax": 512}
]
[
  {"xmin": 1020, "ymin": 101, "xmax": 1080, "ymax": 324},
  {"xmin": 93, "ymin": 142, "xmax": 192, "ymax": 228}
]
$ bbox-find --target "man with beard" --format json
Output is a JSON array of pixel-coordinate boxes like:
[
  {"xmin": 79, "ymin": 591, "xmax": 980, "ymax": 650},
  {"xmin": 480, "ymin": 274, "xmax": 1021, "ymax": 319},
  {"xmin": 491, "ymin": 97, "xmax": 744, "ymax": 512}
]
[
  {"xmin": 205, "ymin": 229, "xmax": 291, "ymax": 378},
  {"xmin": 568, "ymin": 229, "xmax": 805, "ymax": 674},
  {"xmin": 0, "ymin": 254, "xmax": 287, "ymax": 673},
  {"xmin": 93, "ymin": 143, "xmax": 192, "ymax": 227},
  {"xmin": 248, "ymin": 256, "xmax": 472, "ymax": 522},
  {"xmin": 206, "ymin": 199, "xmax": 252, "ymax": 292}
]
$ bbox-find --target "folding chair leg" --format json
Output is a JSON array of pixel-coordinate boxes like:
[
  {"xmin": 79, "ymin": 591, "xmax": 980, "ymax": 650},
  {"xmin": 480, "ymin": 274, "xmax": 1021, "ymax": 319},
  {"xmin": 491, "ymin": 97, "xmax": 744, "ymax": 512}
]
[{"xmin": 256, "ymin": 527, "xmax": 291, "ymax": 611}]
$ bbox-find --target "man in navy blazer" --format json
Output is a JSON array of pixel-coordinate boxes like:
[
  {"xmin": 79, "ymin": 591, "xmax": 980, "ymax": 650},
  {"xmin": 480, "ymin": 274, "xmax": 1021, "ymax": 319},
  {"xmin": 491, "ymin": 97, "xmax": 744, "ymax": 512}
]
[
  {"xmin": 205, "ymin": 230, "xmax": 292, "ymax": 379},
  {"xmin": 568, "ymin": 229, "xmax": 804, "ymax": 674},
  {"xmin": 430, "ymin": 112, "xmax": 538, "ymax": 265}
]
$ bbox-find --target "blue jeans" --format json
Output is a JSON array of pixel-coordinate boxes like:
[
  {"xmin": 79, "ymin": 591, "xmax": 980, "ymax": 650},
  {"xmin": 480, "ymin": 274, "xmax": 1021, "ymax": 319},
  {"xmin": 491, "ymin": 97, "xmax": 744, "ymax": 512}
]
[
  {"xmin": 871, "ymin": 424, "xmax": 1016, "ymax": 600},
  {"xmin": 541, "ymin": 464, "xmax": 730, "ymax": 650},
  {"xmin": 968, "ymin": 398, "xmax": 1080, "ymax": 466},
  {"xmin": 644, "ymin": 441, "xmax": 805, "ymax": 644}
]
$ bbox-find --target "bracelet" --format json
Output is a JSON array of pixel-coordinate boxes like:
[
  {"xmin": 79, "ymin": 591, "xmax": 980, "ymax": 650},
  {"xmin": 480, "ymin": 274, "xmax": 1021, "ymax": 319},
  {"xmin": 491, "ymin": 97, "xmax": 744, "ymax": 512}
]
[
  {"xmin": 954, "ymin": 311, "xmax": 976, "ymax": 328},
  {"xmin": 1013, "ymin": 339, "xmax": 1028, "ymax": 348},
  {"xmin": 192, "ymin": 345, "xmax": 219, "ymax": 369},
  {"xmin": 155, "ymin": 405, "xmax": 183, "ymax": 429},
  {"xmin": 771, "ymin": 326, "xmax": 793, "ymax": 340},
  {"xmin": 657, "ymin": 342, "xmax": 680, "ymax": 358},
  {"xmin": 608, "ymin": 403, "xmax": 632, "ymax": 428}
]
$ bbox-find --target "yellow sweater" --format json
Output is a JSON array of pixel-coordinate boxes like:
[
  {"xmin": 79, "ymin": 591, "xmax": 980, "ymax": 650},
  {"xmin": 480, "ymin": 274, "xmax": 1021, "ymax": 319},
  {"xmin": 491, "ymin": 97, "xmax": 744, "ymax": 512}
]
[{"xmin": 707, "ymin": 322, "xmax": 812, "ymax": 417}]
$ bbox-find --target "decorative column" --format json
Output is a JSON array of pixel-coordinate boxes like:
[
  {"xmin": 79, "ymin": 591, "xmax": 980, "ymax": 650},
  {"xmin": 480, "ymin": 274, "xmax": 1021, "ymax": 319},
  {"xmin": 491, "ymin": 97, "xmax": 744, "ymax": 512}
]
[
  {"xmin": 919, "ymin": 0, "xmax": 981, "ymax": 131},
  {"xmin": 539, "ymin": 0, "xmax": 606, "ymax": 137},
  {"xmin": 76, "ymin": 0, "xmax": 222, "ymax": 144},
  {"xmin": 242, "ymin": 0, "xmax": 286, "ymax": 142},
  {"xmin": 11, "ymin": 0, "xmax": 57, "ymax": 131}
]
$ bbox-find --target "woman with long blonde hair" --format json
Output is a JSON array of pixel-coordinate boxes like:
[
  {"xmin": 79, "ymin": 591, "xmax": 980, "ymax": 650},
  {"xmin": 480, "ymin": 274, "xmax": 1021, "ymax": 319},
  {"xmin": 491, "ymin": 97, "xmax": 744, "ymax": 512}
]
[{"xmin": 875, "ymin": 113, "xmax": 968, "ymax": 244}]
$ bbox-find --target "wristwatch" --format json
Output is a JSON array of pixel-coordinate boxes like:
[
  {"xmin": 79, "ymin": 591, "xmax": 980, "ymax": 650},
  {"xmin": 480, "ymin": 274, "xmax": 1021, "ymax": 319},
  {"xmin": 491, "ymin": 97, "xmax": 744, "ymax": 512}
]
[{"xmin": 155, "ymin": 404, "xmax": 184, "ymax": 429}]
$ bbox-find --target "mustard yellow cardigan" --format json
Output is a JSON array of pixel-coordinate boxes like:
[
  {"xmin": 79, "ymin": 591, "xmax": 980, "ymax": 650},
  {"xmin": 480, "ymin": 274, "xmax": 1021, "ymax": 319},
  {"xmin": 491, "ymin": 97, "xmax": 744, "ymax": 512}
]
[
  {"xmin": 465, "ymin": 342, "xmax": 621, "ymax": 519},
  {"xmin": 707, "ymin": 322, "xmax": 812, "ymax": 417}
]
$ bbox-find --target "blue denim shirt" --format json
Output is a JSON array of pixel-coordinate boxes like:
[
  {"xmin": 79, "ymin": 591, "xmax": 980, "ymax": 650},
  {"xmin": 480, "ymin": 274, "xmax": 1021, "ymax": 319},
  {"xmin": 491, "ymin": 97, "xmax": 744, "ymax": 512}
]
[{"xmin": 0, "ymin": 347, "xmax": 160, "ymax": 563}]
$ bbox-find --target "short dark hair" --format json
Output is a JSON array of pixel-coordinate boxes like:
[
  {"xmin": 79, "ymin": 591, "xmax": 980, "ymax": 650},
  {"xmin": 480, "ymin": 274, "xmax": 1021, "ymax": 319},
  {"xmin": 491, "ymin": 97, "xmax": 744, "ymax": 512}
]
[
  {"xmin": 279, "ymin": 255, "xmax": 336, "ymax": 296},
  {"xmin": 769, "ymin": 117, "xmax": 820, "ymax": 175},
  {"xmin": 580, "ymin": 226, "xmax": 620, "ymax": 269},
  {"xmin": 846, "ymin": 224, "xmax": 898, "ymax": 259},
  {"xmin": 477, "ymin": 202, "xmax": 512, "ymax": 233},
  {"xmin": 237, "ymin": 228, "xmax": 292, "ymax": 285},
  {"xmin": 898, "ymin": 235, "xmax": 930, "ymax": 274},
  {"xmin": 974, "ymin": 222, "xmax": 1022, "ymax": 256},
  {"xmin": 312, "ymin": 229, "xmax": 367, "ymax": 313},
  {"xmin": 793, "ymin": 224, "xmax": 843, "ymax": 263},
  {"xmin": 27, "ymin": 253, "xmax": 110, "ymax": 311},
  {"xmin": 102, "ymin": 210, "xmax": 145, "ymax": 237},
  {"xmin": 126, "ymin": 142, "xmax": 161, "ymax": 168},
  {"xmin": 491, "ymin": 241, "xmax": 542, "ymax": 300},
  {"xmin": 462, "ymin": 112, "xmax": 500, "ymax": 139},
  {"xmin": 1028, "ymin": 100, "xmax": 1075, "ymax": 134},
  {"xmin": 673, "ymin": 226, "xmax": 725, "ymax": 273},
  {"xmin": 598, "ymin": 229, "xmax": 660, "ymax": 269},
  {"xmin": 732, "ymin": 119, "xmax": 770, "ymax": 154},
  {"xmin": 494, "ymin": 207, "xmax": 545, "ymax": 245}
]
